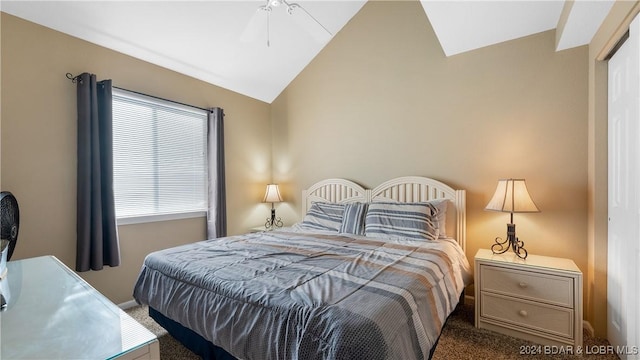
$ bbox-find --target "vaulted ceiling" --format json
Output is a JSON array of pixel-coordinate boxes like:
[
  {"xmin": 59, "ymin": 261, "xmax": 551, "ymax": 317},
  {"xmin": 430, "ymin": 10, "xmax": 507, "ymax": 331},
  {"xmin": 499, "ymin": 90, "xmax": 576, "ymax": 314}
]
[{"xmin": 1, "ymin": 1, "xmax": 614, "ymax": 103}]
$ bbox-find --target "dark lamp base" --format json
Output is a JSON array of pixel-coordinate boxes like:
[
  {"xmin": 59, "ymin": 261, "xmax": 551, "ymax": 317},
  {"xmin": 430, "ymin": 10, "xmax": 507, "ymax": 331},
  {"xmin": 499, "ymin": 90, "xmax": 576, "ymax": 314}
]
[
  {"xmin": 491, "ymin": 223, "xmax": 528, "ymax": 259},
  {"xmin": 265, "ymin": 208, "xmax": 283, "ymax": 230}
]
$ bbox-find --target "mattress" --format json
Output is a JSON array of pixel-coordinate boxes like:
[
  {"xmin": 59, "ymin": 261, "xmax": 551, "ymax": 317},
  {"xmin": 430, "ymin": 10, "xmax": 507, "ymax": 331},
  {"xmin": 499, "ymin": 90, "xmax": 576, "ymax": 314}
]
[{"xmin": 133, "ymin": 229, "xmax": 472, "ymax": 360}]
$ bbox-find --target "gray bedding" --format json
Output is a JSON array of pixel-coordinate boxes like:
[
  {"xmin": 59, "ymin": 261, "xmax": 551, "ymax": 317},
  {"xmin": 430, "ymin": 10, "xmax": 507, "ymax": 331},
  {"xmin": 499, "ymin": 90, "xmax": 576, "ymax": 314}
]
[{"xmin": 133, "ymin": 230, "xmax": 471, "ymax": 360}]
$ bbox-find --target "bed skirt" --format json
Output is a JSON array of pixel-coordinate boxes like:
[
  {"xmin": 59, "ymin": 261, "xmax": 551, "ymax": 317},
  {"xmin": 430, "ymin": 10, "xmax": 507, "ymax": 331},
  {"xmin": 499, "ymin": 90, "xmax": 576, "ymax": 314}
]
[
  {"xmin": 148, "ymin": 303, "xmax": 456, "ymax": 360},
  {"xmin": 149, "ymin": 307, "xmax": 237, "ymax": 360}
]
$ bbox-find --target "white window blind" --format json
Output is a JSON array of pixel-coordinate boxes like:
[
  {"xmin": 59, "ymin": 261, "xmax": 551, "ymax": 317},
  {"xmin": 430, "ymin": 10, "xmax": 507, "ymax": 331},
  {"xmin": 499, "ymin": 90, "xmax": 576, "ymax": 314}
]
[{"xmin": 112, "ymin": 89, "xmax": 208, "ymax": 222}]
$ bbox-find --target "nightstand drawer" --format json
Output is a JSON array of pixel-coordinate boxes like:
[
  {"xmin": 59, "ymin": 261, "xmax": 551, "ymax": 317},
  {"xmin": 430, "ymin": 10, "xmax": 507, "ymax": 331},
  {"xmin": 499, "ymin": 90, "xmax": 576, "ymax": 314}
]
[
  {"xmin": 480, "ymin": 265, "xmax": 574, "ymax": 307},
  {"xmin": 481, "ymin": 292, "xmax": 574, "ymax": 339}
]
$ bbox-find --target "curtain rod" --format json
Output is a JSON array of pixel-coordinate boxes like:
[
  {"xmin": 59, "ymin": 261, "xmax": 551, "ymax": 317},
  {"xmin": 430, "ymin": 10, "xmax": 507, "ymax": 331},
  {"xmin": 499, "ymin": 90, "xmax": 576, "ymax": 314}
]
[{"xmin": 66, "ymin": 73, "xmax": 212, "ymax": 113}]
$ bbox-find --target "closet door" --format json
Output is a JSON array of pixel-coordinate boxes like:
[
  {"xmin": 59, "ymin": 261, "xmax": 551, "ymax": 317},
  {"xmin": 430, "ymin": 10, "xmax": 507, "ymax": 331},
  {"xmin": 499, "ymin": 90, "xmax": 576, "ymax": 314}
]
[{"xmin": 608, "ymin": 15, "xmax": 640, "ymax": 359}]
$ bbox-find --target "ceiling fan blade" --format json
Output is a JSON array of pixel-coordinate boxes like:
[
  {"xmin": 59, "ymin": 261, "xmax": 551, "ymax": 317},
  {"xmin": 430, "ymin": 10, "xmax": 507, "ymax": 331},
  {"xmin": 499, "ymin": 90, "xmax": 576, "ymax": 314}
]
[
  {"xmin": 288, "ymin": 4, "xmax": 332, "ymax": 43},
  {"xmin": 240, "ymin": 7, "xmax": 269, "ymax": 43}
]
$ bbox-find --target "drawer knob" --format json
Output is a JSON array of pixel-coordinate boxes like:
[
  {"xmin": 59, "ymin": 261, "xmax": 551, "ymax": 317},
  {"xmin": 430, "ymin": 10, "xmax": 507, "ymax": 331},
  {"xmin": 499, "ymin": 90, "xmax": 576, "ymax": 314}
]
[
  {"xmin": 518, "ymin": 282, "xmax": 528, "ymax": 288},
  {"xmin": 519, "ymin": 310, "xmax": 528, "ymax": 317}
]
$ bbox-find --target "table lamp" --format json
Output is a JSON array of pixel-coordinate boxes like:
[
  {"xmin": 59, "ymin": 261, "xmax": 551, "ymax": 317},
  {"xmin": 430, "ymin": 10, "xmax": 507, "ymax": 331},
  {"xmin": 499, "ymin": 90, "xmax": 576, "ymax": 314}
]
[
  {"xmin": 263, "ymin": 184, "xmax": 283, "ymax": 229},
  {"xmin": 485, "ymin": 179, "xmax": 539, "ymax": 259}
]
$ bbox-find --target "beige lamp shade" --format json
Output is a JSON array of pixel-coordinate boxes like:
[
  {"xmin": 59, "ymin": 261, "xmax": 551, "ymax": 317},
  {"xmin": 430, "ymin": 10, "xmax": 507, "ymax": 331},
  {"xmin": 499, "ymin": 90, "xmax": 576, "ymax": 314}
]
[
  {"xmin": 485, "ymin": 179, "xmax": 539, "ymax": 213},
  {"xmin": 263, "ymin": 184, "xmax": 283, "ymax": 203}
]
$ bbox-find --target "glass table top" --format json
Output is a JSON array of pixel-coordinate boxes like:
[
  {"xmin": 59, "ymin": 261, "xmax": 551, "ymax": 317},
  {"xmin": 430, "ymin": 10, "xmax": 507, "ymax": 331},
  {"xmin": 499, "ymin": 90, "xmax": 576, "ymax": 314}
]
[{"xmin": 0, "ymin": 256, "xmax": 156, "ymax": 359}]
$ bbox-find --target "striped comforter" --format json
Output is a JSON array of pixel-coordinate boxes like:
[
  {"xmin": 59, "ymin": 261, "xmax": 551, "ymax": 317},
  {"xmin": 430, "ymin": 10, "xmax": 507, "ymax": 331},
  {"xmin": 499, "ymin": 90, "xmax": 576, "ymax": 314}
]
[{"xmin": 133, "ymin": 230, "xmax": 472, "ymax": 360}]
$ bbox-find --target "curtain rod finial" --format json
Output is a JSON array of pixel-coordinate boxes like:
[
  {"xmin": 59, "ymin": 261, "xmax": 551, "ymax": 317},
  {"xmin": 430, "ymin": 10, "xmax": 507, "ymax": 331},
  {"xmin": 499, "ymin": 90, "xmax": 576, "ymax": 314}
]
[{"xmin": 66, "ymin": 73, "xmax": 82, "ymax": 84}]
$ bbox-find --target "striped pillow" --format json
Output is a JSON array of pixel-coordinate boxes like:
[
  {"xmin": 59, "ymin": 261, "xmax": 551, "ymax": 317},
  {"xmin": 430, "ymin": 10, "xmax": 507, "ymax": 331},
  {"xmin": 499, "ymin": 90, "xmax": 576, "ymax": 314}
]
[
  {"xmin": 365, "ymin": 202, "xmax": 439, "ymax": 241},
  {"xmin": 300, "ymin": 202, "xmax": 345, "ymax": 232},
  {"xmin": 339, "ymin": 203, "xmax": 368, "ymax": 235}
]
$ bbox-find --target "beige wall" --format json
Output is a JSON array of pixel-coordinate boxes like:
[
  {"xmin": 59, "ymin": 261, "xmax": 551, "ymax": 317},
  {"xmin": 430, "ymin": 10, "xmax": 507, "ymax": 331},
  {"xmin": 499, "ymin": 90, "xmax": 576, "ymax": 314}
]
[
  {"xmin": 587, "ymin": 0, "xmax": 640, "ymax": 338},
  {"xmin": 272, "ymin": 0, "xmax": 589, "ymax": 317},
  {"xmin": 0, "ymin": 13, "xmax": 272, "ymax": 303}
]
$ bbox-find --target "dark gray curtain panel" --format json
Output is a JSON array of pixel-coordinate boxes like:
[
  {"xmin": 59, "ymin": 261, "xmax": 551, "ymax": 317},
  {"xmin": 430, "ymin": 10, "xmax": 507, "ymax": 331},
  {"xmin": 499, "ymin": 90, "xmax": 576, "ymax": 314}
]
[
  {"xmin": 76, "ymin": 72, "xmax": 120, "ymax": 272},
  {"xmin": 207, "ymin": 108, "xmax": 227, "ymax": 238}
]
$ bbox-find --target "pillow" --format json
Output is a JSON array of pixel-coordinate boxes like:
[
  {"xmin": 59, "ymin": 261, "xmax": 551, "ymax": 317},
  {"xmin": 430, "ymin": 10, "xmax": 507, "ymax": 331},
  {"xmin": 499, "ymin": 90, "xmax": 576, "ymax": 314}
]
[
  {"xmin": 429, "ymin": 199, "xmax": 449, "ymax": 238},
  {"xmin": 339, "ymin": 203, "xmax": 368, "ymax": 235},
  {"xmin": 300, "ymin": 202, "xmax": 345, "ymax": 232},
  {"xmin": 365, "ymin": 202, "xmax": 439, "ymax": 241}
]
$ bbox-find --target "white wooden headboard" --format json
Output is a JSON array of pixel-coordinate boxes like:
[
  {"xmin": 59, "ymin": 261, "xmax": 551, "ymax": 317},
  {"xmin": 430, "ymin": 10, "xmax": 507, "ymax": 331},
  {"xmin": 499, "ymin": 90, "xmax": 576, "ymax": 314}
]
[{"xmin": 302, "ymin": 176, "xmax": 466, "ymax": 251}]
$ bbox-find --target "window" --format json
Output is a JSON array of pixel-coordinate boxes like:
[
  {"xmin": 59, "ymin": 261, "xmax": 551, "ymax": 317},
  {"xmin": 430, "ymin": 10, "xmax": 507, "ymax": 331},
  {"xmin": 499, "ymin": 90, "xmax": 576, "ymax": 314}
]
[{"xmin": 112, "ymin": 89, "xmax": 207, "ymax": 224}]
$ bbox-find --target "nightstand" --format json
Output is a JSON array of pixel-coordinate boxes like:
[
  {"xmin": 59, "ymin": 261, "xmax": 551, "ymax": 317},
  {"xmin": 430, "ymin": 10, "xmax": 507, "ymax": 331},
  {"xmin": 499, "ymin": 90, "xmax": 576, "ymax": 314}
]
[
  {"xmin": 474, "ymin": 249, "xmax": 583, "ymax": 348},
  {"xmin": 249, "ymin": 226, "xmax": 269, "ymax": 233}
]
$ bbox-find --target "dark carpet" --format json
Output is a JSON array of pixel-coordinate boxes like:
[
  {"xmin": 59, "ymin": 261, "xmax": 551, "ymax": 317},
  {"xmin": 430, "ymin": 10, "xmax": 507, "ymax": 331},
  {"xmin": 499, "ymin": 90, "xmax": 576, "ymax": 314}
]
[{"xmin": 125, "ymin": 302, "xmax": 618, "ymax": 359}]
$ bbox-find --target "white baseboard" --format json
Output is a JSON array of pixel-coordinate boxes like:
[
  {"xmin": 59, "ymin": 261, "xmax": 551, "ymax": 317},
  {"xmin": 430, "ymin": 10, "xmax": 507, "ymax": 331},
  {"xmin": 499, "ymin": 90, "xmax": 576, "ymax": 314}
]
[
  {"xmin": 118, "ymin": 299, "xmax": 139, "ymax": 310},
  {"xmin": 583, "ymin": 320, "xmax": 595, "ymax": 337},
  {"xmin": 464, "ymin": 294, "xmax": 475, "ymax": 305}
]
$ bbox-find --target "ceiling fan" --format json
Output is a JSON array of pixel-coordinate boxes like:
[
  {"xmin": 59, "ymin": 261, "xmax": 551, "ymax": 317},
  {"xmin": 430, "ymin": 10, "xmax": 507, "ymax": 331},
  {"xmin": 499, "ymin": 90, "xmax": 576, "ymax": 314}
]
[{"xmin": 241, "ymin": 0, "xmax": 333, "ymax": 47}]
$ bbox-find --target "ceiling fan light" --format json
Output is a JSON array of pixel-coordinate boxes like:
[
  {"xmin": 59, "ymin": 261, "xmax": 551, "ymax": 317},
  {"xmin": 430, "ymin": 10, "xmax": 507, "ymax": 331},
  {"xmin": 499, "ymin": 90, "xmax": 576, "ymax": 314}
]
[{"xmin": 270, "ymin": 0, "xmax": 282, "ymax": 7}]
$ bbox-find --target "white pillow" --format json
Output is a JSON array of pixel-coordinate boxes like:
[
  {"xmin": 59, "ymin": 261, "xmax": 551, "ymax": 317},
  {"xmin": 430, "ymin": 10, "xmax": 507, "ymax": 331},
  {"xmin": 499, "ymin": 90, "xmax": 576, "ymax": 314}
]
[{"xmin": 430, "ymin": 199, "xmax": 449, "ymax": 238}]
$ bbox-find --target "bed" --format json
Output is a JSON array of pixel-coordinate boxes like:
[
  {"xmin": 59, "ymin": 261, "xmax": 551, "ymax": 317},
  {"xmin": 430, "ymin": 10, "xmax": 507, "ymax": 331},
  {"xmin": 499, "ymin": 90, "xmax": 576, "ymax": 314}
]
[{"xmin": 133, "ymin": 176, "xmax": 472, "ymax": 360}]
